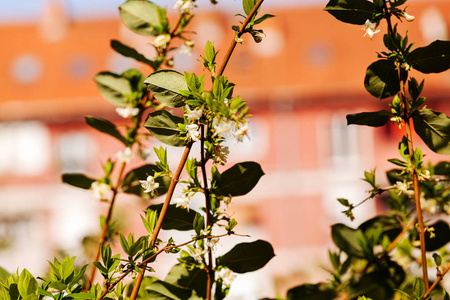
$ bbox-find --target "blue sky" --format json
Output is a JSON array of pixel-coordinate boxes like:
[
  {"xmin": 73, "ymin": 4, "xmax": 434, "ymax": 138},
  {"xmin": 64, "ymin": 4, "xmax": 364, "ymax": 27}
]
[{"xmin": 0, "ymin": 0, "xmax": 325, "ymax": 24}]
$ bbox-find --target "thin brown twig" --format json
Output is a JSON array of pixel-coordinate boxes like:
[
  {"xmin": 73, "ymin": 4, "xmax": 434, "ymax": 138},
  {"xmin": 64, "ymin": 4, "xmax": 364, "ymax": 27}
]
[
  {"xmin": 423, "ymin": 263, "xmax": 450, "ymax": 299},
  {"xmin": 217, "ymin": 0, "xmax": 265, "ymax": 76}
]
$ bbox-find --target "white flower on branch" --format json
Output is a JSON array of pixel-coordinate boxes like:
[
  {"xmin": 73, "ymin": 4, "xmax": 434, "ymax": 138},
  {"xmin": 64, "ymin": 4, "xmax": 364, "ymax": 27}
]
[
  {"xmin": 206, "ymin": 237, "xmax": 220, "ymax": 252},
  {"xmin": 362, "ymin": 19, "xmax": 380, "ymax": 39},
  {"xmin": 420, "ymin": 193, "xmax": 438, "ymax": 214},
  {"xmin": 394, "ymin": 181, "xmax": 414, "ymax": 196},
  {"xmin": 218, "ymin": 268, "xmax": 236, "ymax": 287},
  {"xmin": 213, "ymin": 145, "xmax": 229, "ymax": 164},
  {"xmin": 212, "ymin": 117, "xmax": 235, "ymax": 139},
  {"xmin": 140, "ymin": 176, "xmax": 160, "ymax": 193},
  {"xmin": 174, "ymin": 0, "xmax": 195, "ymax": 14},
  {"xmin": 116, "ymin": 106, "xmax": 139, "ymax": 118},
  {"xmin": 173, "ymin": 193, "xmax": 192, "ymax": 211},
  {"xmin": 404, "ymin": 12, "xmax": 415, "ymax": 22},
  {"xmin": 191, "ymin": 247, "xmax": 208, "ymax": 263},
  {"xmin": 180, "ymin": 40, "xmax": 195, "ymax": 56},
  {"xmin": 116, "ymin": 147, "xmax": 133, "ymax": 163},
  {"xmin": 185, "ymin": 105, "xmax": 203, "ymax": 122},
  {"xmin": 234, "ymin": 123, "xmax": 249, "ymax": 142},
  {"xmin": 186, "ymin": 124, "xmax": 201, "ymax": 141},
  {"xmin": 222, "ymin": 195, "xmax": 232, "ymax": 208},
  {"xmin": 91, "ymin": 181, "xmax": 112, "ymax": 202},
  {"xmin": 152, "ymin": 34, "xmax": 171, "ymax": 51}
]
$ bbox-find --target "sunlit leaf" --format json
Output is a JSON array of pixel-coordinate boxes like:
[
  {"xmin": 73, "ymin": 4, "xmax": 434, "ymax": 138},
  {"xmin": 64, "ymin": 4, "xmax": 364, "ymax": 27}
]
[
  {"xmin": 324, "ymin": 0, "xmax": 376, "ymax": 25},
  {"xmin": 409, "ymin": 40, "xmax": 450, "ymax": 74},
  {"xmin": 144, "ymin": 70, "xmax": 188, "ymax": 108},
  {"xmin": 412, "ymin": 108, "xmax": 450, "ymax": 154},
  {"xmin": 144, "ymin": 110, "xmax": 187, "ymax": 147},
  {"xmin": 364, "ymin": 60, "xmax": 400, "ymax": 99}
]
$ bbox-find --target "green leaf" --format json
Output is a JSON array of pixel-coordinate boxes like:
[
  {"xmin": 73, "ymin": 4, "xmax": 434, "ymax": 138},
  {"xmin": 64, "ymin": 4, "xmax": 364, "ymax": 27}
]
[
  {"xmin": 409, "ymin": 40, "xmax": 450, "ymax": 74},
  {"xmin": 62, "ymin": 173, "xmax": 96, "ymax": 190},
  {"xmin": 331, "ymin": 223, "xmax": 365, "ymax": 258},
  {"xmin": 121, "ymin": 164, "xmax": 170, "ymax": 199},
  {"xmin": 216, "ymin": 162, "xmax": 264, "ymax": 197},
  {"xmin": 413, "ymin": 277, "xmax": 425, "ymax": 299},
  {"xmin": 254, "ymin": 14, "xmax": 275, "ymax": 25},
  {"xmin": 119, "ymin": 0, "xmax": 161, "ymax": 36},
  {"xmin": 218, "ymin": 240, "xmax": 275, "ymax": 273},
  {"xmin": 111, "ymin": 40, "xmax": 157, "ymax": 69},
  {"xmin": 144, "ymin": 70, "xmax": 188, "ymax": 108},
  {"xmin": 85, "ymin": 116, "xmax": 128, "ymax": 145},
  {"xmin": 94, "ymin": 72, "xmax": 131, "ymax": 107},
  {"xmin": 147, "ymin": 204, "xmax": 198, "ymax": 231},
  {"xmin": 287, "ymin": 283, "xmax": 338, "ymax": 300},
  {"xmin": 146, "ymin": 280, "xmax": 202, "ymax": 300},
  {"xmin": 434, "ymin": 161, "xmax": 450, "ymax": 176},
  {"xmin": 423, "ymin": 220, "xmax": 450, "ymax": 251},
  {"xmin": 364, "ymin": 60, "xmax": 400, "ymax": 99},
  {"xmin": 347, "ymin": 110, "xmax": 392, "ymax": 127},
  {"xmin": 165, "ymin": 264, "xmax": 208, "ymax": 299},
  {"xmin": 358, "ymin": 216, "xmax": 402, "ymax": 242},
  {"xmin": 144, "ymin": 110, "xmax": 187, "ymax": 147},
  {"xmin": 412, "ymin": 108, "xmax": 450, "ymax": 154},
  {"xmin": 243, "ymin": 0, "xmax": 257, "ymax": 16},
  {"xmin": 324, "ymin": 0, "xmax": 376, "ymax": 25},
  {"xmin": 18, "ymin": 269, "xmax": 38, "ymax": 298}
]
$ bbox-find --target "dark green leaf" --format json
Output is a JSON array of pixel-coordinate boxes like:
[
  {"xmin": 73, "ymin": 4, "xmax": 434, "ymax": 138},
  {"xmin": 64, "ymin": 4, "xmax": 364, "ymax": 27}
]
[
  {"xmin": 216, "ymin": 162, "xmax": 264, "ymax": 197},
  {"xmin": 218, "ymin": 240, "xmax": 275, "ymax": 273},
  {"xmin": 364, "ymin": 60, "xmax": 400, "ymax": 99},
  {"xmin": 331, "ymin": 223, "xmax": 365, "ymax": 258},
  {"xmin": 147, "ymin": 204, "xmax": 198, "ymax": 231},
  {"xmin": 358, "ymin": 216, "xmax": 402, "ymax": 242},
  {"xmin": 94, "ymin": 72, "xmax": 131, "ymax": 107},
  {"xmin": 165, "ymin": 264, "xmax": 208, "ymax": 299},
  {"xmin": 62, "ymin": 173, "xmax": 96, "ymax": 190},
  {"xmin": 111, "ymin": 40, "xmax": 157, "ymax": 69},
  {"xmin": 146, "ymin": 280, "xmax": 202, "ymax": 300},
  {"xmin": 347, "ymin": 110, "xmax": 392, "ymax": 127},
  {"xmin": 121, "ymin": 164, "xmax": 170, "ymax": 199},
  {"xmin": 144, "ymin": 110, "xmax": 187, "ymax": 147},
  {"xmin": 413, "ymin": 108, "xmax": 450, "ymax": 154},
  {"xmin": 434, "ymin": 161, "xmax": 450, "ymax": 176},
  {"xmin": 85, "ymin": 116, "xmax": 128, "ymax": 145},
  {"xmin": 287, "ymin": 283, "xmax": 337, "ymax": 300},
  {"xmin": 254, "ymin": 14, "xmax": 275, "ymax": 25},
  {"xmin": 409, "ymin": 40, "xmax": 450, "ymax": 74},
  {"xmin": 324, "ymin": 0, "xmax": 376, "ymax": 25},
  {"xmin": 424, "ymin": 220, "xmax": 450, "ymax": 251},
  {"xmin": 119, "ymin": 0, "xmax": 161, "ymax": 36},
  {"xmin": 144, "ymin": 70, "xmax": 188, "ymax": 108}
]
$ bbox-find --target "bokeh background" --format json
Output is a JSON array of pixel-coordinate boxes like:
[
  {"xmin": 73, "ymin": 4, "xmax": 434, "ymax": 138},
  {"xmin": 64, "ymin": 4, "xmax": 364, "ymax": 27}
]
[{"xmin": 1, "ymin": 0, "xmax": 450, "ymax": 298}]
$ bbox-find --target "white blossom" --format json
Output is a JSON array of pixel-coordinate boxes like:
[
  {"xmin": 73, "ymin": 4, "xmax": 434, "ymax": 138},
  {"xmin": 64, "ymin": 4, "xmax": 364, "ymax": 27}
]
[
  {"xmin": 140, "ymin": 176, "xmax": 160, "ymax": 193},
  {"xmin": 212, "ymin": 117, "xmax": 235, "ymax": 139},
  {"xmin": 394, "ymin": 181, "xmax": 414, "ymax": 196},
  {"xmin": 91, "ymin": 181, "xmax": 112, "ymax": 202},
  {"xmin": 180, "ymin": 40, "xmax": 195, "ymax": 56},
  {"xmin": 401, "ymin": 62, "xmax": 412, "ymax": 71},
  {"xmin": 404, "ymin": 12, "xmax": 415, "ymax": 22},
  {"xmin": 191, "ymin": 247, "xmax": 207, "ymax": 263},
  {"xmin": 362, "ymin": 19, "xmax": 380, "ymax": 39},
  {"xmin": 116, "ymin": 106, "xmax": 139, "ymax": 118},
  {"xmin": 174, "ymin": 0, "xmax": 195, "ymax": 14},
  {"xmin": 213, "ymin": 145, "xmax": 229, "ymax": 164},
  {"xmin": 419, "ymin": 170, "xmax": 431, "ymax": 181},
  {"xmin": 186, "ymin": 124, "xmax": 201, "ymax": 141},
  {"xmin": 223, "ymin": 195, "xmax": 232, "ymax": 208},
  {"xmin": 116, "ymin": 147, "xmax": 133, "ymax": 163},
  {"xmin": 218, "ymin": 268, "xmax": 236, "ymax": 287},
  {"xmin": 152, "ymin": 34, "xmax": 171, "ymax": 50},
  {"xmin": 421, "ymin": 197, "xmax": 438, "ymax": 214},
  {"xmin": 206, "ymin": 237, "xmax": 220, "ymax": 252},
  {"xmin": 235, "ymin": 36, "xmax": 243, "ymax": 43},
  {"xmin": 234, "ymin": 123, "xmax": 249, "ymax": 142},
  {"xmin": 173, "ymin": 193, "xmax": 191, "ymax": 211},
  {"xmin": 185, "ymin": 105, "xmax": 203, "ymax": 122}
]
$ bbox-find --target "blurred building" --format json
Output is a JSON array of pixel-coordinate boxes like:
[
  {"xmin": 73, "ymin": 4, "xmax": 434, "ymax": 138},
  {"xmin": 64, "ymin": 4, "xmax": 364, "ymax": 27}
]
[{"xmin": 1, "ymin": 0, "xmax": 450, "ymax": 297}]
